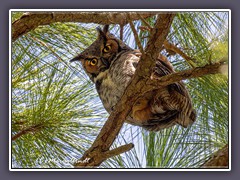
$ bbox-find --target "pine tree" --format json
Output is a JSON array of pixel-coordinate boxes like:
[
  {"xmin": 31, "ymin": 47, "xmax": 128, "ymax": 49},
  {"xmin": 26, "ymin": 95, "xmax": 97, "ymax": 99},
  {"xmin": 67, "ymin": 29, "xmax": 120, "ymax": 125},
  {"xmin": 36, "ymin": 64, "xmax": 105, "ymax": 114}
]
[{"xmin": 11, "ymin": 11, "xmax": 229, "ymax": 168}]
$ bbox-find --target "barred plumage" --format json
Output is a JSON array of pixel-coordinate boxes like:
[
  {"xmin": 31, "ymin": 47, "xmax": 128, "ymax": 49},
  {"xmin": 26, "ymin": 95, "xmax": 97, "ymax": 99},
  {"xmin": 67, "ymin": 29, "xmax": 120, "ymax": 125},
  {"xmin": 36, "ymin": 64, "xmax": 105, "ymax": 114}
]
[{"xmin": 70, "ymin": 25, "xmax": 196, "ymax": 131}]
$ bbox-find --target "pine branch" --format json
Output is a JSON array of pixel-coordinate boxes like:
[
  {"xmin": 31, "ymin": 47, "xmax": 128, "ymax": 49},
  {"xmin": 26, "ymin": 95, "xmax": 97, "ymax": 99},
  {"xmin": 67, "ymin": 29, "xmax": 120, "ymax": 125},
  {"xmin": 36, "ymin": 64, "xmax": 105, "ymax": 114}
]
[
  {"xmin": 163, "ymin": 40, "xmax": 194, "ymax": 61},
  {"xmin": 127, "ymin": 14, "xmax": 144, "ymax": 54},
  {"xmin": 12, "ymin": 12, "xmax": 156, "ymax": 41},
  {"xmin": 12, "ymin": 123, "xmax": 44, "ymax": 141},
  {"xmin": 201, "ymin": 144, "xmax": 229, "ymax": 168},
  {"xmin": 145, "ymin": 60, "xmax": 227, "ymax": 92},
  {"xmin": 74, "ymin": 13, "xmax": 176, "ymax": 168}
]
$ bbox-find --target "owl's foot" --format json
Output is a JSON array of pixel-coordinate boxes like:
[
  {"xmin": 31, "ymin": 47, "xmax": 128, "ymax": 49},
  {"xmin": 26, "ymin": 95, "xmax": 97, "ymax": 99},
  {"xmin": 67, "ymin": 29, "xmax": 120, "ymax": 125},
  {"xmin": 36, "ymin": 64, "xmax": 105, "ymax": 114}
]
[
  {"xmin": 131, "ymin": 98, "xmax": 179, "ymax": 127},
  {"xmin": 132, "ymin": 106, "xmax": 152, "ymax": 124},
  {"xmin": 131, "ymin": 98, "xmax": 153, "ymax": 124}
]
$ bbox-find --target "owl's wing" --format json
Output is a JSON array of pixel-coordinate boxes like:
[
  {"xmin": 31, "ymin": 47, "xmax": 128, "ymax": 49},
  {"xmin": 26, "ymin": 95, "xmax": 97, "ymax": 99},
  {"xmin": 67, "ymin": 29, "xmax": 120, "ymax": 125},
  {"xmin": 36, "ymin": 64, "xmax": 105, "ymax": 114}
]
[
  {"xmin": 154, "ymin": 57, "xmax": 186, "ymax": 96},
  {"xmin": 144, "ymin": 56, "xmax": 196, "ymax": 131},
  {"xmin": 127, "ymin": 51, "xmax": 196, "ymax": 131}
]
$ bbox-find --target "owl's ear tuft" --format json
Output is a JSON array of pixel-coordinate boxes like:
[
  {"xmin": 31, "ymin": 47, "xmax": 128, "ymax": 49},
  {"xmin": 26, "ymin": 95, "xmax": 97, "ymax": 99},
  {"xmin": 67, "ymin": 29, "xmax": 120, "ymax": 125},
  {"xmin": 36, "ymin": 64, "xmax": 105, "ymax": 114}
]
[
  {"xmin": 103, "ymin": 25, "xmax": 109, "ymax": 34},
  {"xmin": 69, "ymin": 54, "xmax": 85, "ymax": 63},
  {"xmin": 96, "ymin": 26, "xmax": 102, "ymax": 33},
  {"xmin": 96, "ymin": 25, "xmax": 109, "ymax": 40}
]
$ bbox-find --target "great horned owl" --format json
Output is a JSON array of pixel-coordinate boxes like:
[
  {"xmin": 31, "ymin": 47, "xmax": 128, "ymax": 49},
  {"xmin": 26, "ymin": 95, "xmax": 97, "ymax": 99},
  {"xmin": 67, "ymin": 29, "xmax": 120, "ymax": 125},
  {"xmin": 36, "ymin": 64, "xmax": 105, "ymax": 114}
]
[{"xmin": 70, "ymin": 25, "xmax": 196, "ymax": 131}]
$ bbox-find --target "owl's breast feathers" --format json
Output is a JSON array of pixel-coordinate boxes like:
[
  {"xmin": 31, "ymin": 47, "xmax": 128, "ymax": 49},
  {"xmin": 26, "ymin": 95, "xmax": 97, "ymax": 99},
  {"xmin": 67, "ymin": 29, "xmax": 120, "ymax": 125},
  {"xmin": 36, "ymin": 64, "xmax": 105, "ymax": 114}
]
[
  {"xmin": 92, "ymin": 50, "xmax": 139, "ymax": 113},
  {"xmin": 93, "ymin": 68, "xmax": 122, "ymax": 113}
]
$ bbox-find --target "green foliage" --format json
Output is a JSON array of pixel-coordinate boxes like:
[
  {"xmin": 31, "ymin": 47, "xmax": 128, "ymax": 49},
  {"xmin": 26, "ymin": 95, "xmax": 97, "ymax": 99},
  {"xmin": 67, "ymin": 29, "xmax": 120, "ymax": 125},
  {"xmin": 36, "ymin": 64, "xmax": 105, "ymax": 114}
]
[
  {"xmin": 141, "ymin": 12, "xmax": 229, "ymax": 168},
  {"xmin": 11, "ymin": 12, "xmax": 24, "ymax": 22},
  {"xmin": 11, "ymin": 11, "xmax": 229, "ymax": 168},
  {"xmin": 12, "ymin": 24, "xmax": 106, "ymax": 168}
]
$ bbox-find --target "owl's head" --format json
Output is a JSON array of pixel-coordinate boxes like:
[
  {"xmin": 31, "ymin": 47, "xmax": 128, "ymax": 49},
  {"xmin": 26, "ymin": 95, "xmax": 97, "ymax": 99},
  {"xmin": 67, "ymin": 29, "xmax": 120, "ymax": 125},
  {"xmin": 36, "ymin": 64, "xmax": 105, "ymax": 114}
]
[{"xmin": 70, "ymin": 25, "xmax": 132, "ymax": 81}]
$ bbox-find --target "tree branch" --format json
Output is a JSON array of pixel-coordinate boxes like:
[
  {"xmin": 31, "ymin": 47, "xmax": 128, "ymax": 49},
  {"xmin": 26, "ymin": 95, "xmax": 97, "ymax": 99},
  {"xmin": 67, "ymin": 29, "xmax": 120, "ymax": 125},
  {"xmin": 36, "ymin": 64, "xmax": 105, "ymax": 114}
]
[
  {"xmin": 163, "ymin": 40, "xmax": 194, "ymax": 61},
  {"xmin": 74, "ymin": 13, "xmax": 176, "ymax": 168},
  {"xmin": 12, "ymin": 12, "xmax": 156, "ymax": 41},
  {"xmin": 137, "ymin": 13, "xmax": 153, "ymax": 30},
  {"xmin": 201, "ymin": 144, "xmax": 229, "ymax": 168},
  {"xmin": 127, "ymin": 14, "xmax": 144, "ymax": 54},
  {"xmin": 12, "ymin": 124, "xmax": 43, "ymax": 141},
  {"xmin": 74, "ymin": 58, "xmax": 226, "ymax": 168},
  {"xmin": 147, "ymin": 60, "xmax": 227, "ymax": 89},
  {"xmin": 74, "ymin": 143, "xmax": 134, "ymax": 167}
]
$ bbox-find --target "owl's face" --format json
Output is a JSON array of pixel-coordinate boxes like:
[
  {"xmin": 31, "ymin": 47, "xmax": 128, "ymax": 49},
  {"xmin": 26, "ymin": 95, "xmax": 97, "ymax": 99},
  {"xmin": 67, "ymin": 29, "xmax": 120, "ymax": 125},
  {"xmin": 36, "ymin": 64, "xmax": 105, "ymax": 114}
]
[
  {"xmin": 70, "ymin": 25, "xmax": 132, "ymax": 81},
  {"xmin": 101, "ymin": 38, "xmax": 120, "ymax": 62}
]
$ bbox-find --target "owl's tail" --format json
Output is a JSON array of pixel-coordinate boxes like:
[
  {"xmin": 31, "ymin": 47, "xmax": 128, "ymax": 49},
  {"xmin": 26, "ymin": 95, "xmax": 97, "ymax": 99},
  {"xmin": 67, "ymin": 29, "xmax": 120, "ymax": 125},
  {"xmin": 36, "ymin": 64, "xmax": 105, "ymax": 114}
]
[
  {"xmin": 142, "ymin": 110, "xmax": 179, "ymax": 131},
  {"xmin": 142, "ymin": 109, "xmax": 196, "ymax": 131},
  {"xmin": 176, "ymin": 109, "xmax": 197, "ymax": 128}
]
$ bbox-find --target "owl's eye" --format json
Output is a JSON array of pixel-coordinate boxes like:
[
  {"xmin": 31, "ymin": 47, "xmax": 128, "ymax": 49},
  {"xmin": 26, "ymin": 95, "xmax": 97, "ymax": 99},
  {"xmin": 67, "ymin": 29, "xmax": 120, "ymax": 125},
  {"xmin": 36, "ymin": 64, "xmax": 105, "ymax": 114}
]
[
  {"xmin": 103, "ymin": 45, "xmax": 111, "ymax": 52},
  {"xmin": 90, "ymin": 58, "xmax": 98, "ymax": 66}
]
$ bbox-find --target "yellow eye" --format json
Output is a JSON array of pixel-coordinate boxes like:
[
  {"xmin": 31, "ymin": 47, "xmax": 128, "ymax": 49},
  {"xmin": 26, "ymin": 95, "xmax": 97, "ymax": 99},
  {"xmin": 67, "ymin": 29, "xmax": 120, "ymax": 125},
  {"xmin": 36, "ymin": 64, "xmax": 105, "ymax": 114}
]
[
  {"xmin": 103, "ymin": 45, "xmax": 111, "ymax": 52},
  {"xmin": 90, "ymin": 58, "xmax": 98, "ymax": 66}
]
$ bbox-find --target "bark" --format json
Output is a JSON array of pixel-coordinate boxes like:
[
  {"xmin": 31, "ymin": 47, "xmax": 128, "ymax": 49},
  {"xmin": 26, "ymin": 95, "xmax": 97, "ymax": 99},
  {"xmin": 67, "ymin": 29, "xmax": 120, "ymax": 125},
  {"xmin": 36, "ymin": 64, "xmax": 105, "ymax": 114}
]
[
  {"xmin": 12, "ymin": 12, "xmax": 156, "ymax": 41},
  {"xmin": 12, "ymin": 124, "xmax": 43, "ymax": 141},
  {"xmin": 146, "ymin": 61, "xmax": 227, "ymax": 91},
  {"xmin": 163, "ymin": 40, "xmax": 193, "ymax": 61},
  {"xmin": 201, "ymin": 144, "xmax": 229, "ymax": 168}
]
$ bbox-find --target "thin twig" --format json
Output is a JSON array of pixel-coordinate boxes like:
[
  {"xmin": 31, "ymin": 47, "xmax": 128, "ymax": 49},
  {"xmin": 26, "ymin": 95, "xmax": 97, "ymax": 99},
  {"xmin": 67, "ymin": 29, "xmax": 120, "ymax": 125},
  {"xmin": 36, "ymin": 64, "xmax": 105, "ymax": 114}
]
[
  {"xmin": 163, "ymin": 40, "xmax": 194, "ymax": 61},
  {"xmin": 119, "ymin": 24, "xmax": 124, "ymax": 41},
  {"xmin": 137, "ymin": 13, "xmax": 153, "ymax": 30},
  {"xmin": 127, "ymin": 14, "xmax": 144, "ymax": 54}
]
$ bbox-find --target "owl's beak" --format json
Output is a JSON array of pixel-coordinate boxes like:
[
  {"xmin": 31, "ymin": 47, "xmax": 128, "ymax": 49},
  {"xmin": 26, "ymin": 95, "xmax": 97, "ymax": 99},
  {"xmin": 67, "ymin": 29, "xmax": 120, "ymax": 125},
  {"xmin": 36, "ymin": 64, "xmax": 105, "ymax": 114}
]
[
  {"xmin": 100, "ymin": 57, "xmax": 110, "ymax": 68},
  {"xmin": 69, "ymin": 56, "xmax": 79, "ymax": 63}
]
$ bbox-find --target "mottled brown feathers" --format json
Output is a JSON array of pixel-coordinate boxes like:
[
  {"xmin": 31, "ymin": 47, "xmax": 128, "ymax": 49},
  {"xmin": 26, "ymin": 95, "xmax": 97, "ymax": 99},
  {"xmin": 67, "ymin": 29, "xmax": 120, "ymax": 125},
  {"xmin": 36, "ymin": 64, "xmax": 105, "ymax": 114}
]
[{"xmin": 70, "ymin": 25, "xmax": 196, "ymax": 131}]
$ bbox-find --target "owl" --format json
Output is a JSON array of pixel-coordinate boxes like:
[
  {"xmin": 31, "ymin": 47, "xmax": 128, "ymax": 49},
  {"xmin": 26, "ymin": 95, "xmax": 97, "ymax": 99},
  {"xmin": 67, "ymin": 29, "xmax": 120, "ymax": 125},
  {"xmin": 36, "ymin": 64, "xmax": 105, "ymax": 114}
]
[{"xmin": 70, "ymin": 25, "xmax": 196, "ymax": 131}]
